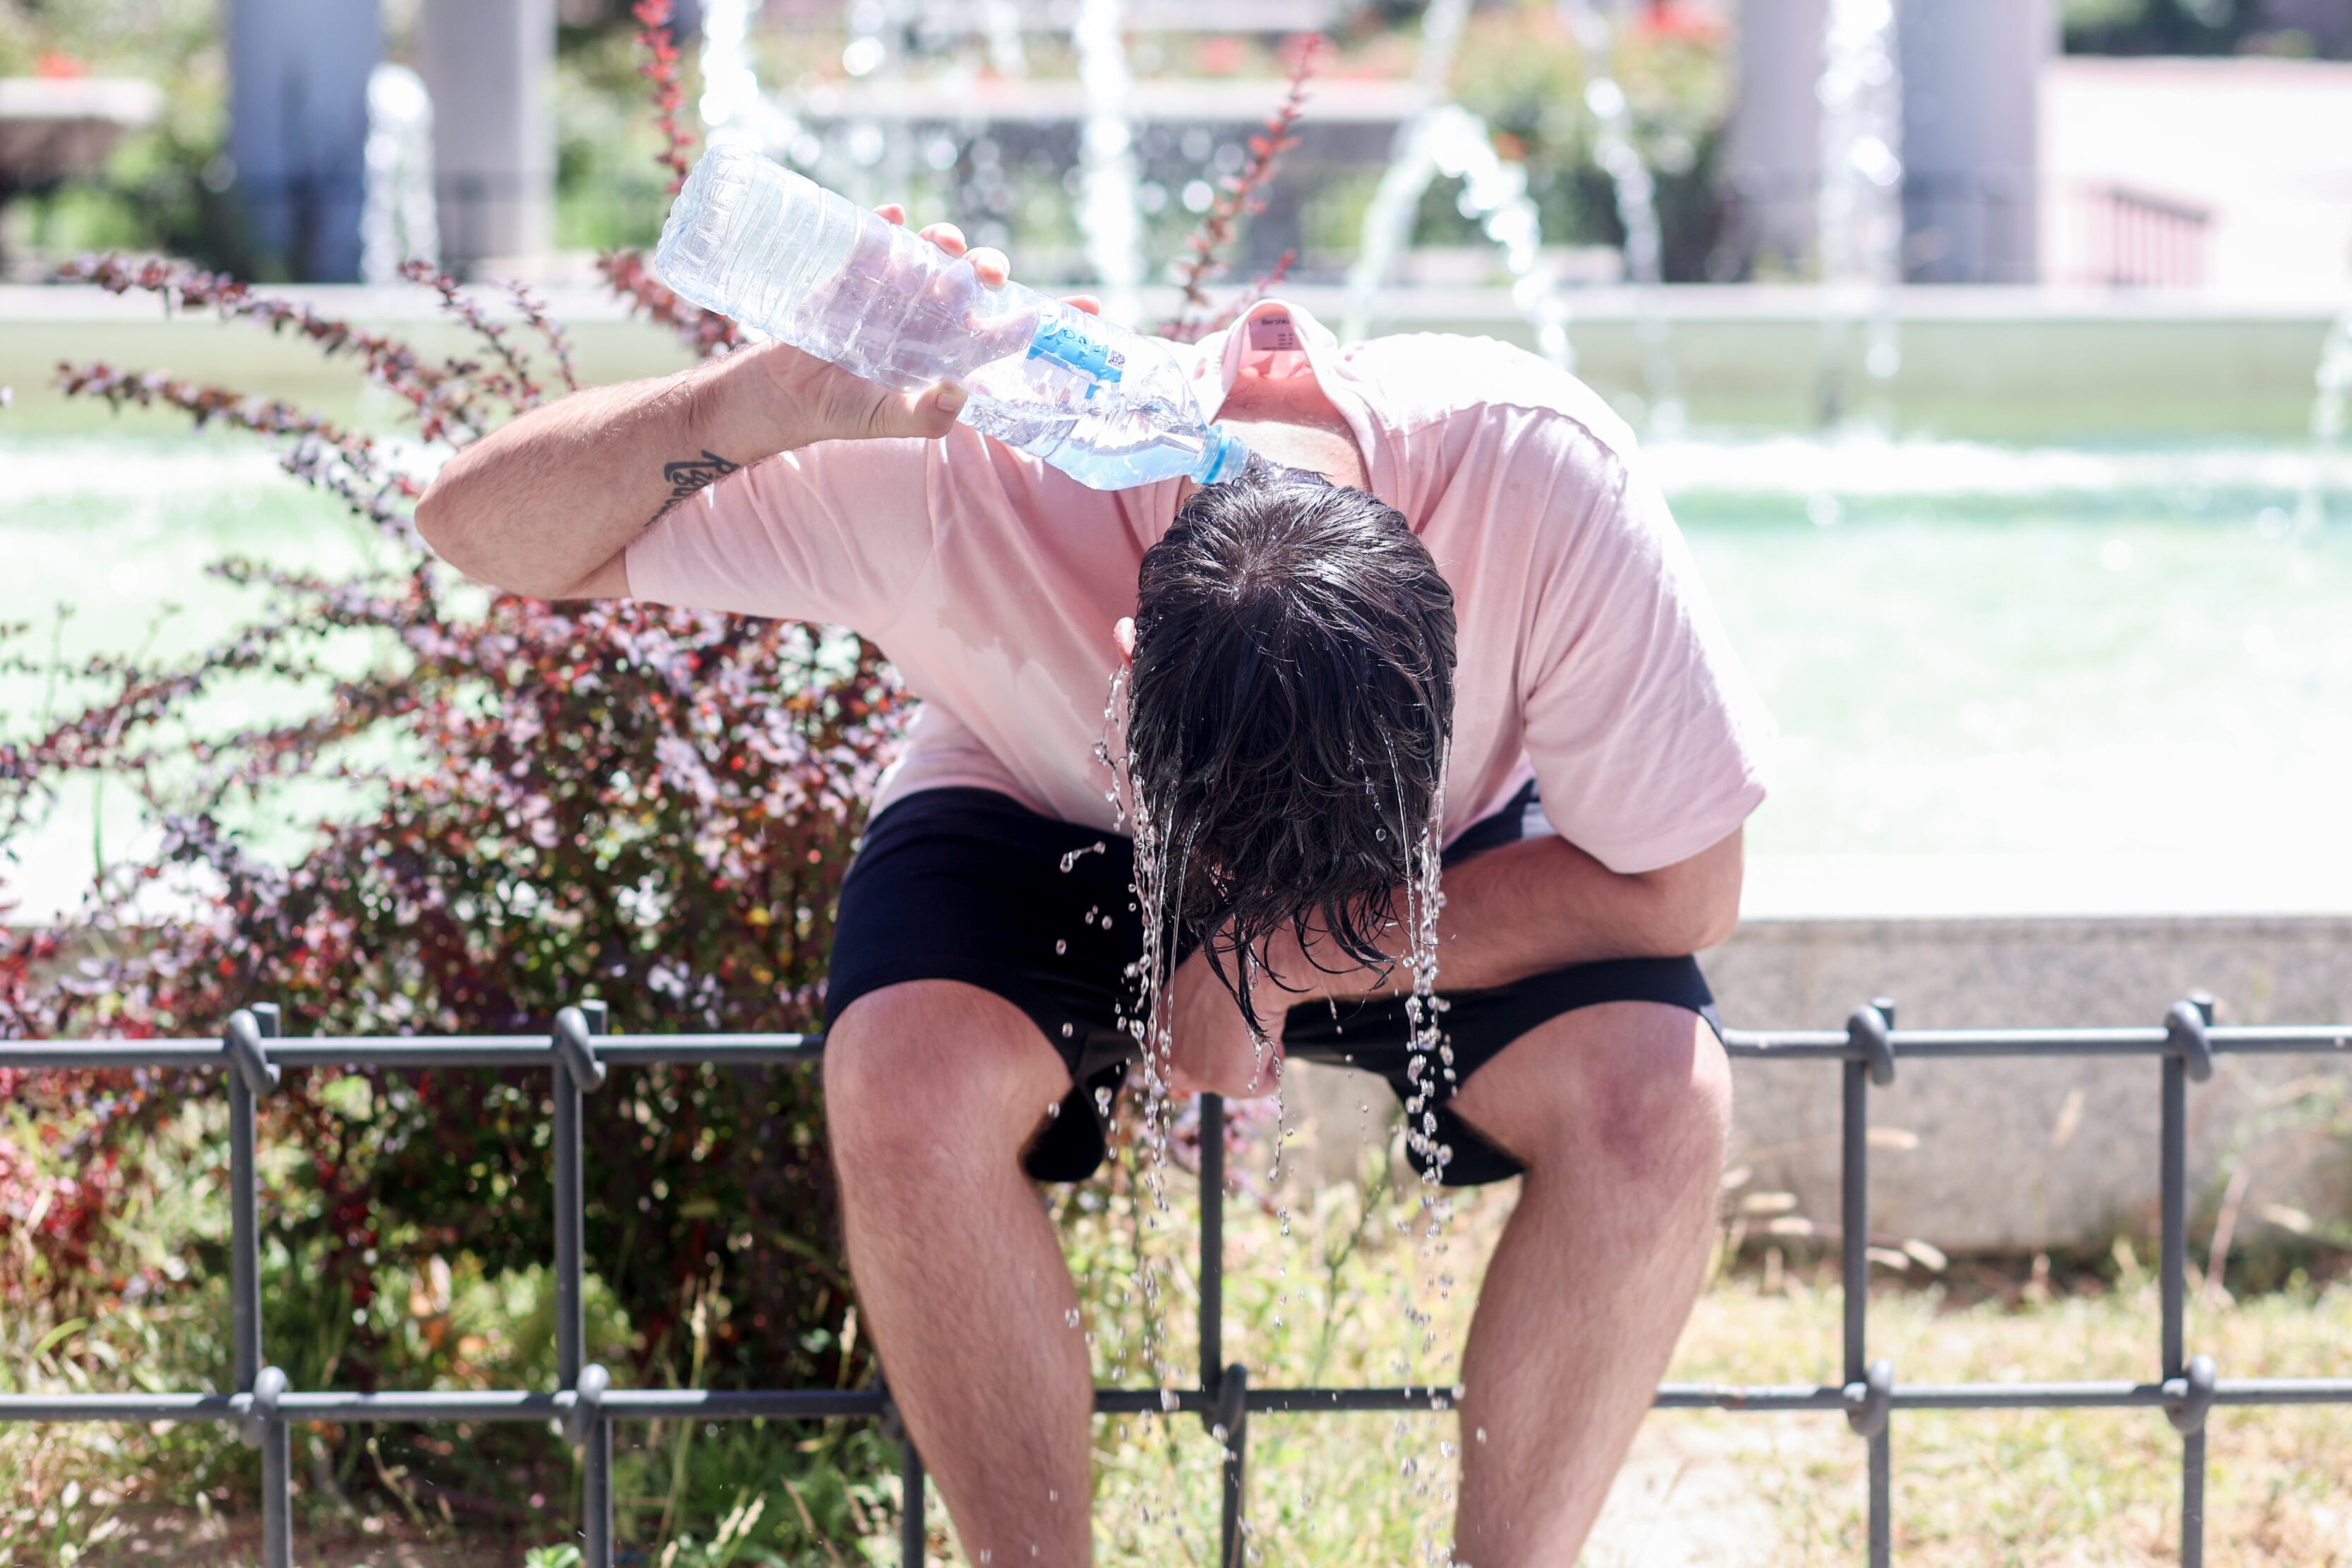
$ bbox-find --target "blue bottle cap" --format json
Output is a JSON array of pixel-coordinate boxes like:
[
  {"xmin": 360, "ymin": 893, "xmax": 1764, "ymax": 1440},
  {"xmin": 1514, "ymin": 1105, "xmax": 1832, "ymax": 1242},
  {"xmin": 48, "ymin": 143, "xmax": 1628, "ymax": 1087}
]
[{"xmin": 1193, "ymin": 426, "xmax": 1251, "ymax": 486}]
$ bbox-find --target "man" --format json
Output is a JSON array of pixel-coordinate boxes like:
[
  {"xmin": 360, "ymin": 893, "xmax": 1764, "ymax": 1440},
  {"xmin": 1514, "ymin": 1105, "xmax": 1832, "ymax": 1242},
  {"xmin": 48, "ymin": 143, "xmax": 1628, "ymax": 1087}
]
[{"xmin": 418, "ymin": 213, "xmax": 1770, "ymax": 1565}]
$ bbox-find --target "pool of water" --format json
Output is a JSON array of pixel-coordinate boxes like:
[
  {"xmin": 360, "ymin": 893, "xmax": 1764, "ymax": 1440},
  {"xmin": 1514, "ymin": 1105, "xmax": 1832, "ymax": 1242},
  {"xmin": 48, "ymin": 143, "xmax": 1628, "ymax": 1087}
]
[{"xmin": 3, "ymin": 430, "xmax": 2348, "ymax": 922}]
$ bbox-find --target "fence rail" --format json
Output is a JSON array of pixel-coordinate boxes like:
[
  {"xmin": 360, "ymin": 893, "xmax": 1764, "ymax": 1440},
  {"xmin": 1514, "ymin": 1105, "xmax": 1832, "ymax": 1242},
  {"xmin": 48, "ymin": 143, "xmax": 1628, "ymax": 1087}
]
[{"xmin": 4, "ymin": 996, "xmax": 2349, "ymax": 1567}]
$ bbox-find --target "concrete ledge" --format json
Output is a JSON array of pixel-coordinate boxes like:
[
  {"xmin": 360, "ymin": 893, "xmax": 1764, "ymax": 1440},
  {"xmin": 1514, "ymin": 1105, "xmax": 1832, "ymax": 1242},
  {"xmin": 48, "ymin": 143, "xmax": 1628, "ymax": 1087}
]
[
  {"xmin": 1705, "ymin": 915, "xmax": 2352, "ymax": 1253},
  {"xmin": 1, "ymin": 282, "xmax": 2340, "ymax": 438}
]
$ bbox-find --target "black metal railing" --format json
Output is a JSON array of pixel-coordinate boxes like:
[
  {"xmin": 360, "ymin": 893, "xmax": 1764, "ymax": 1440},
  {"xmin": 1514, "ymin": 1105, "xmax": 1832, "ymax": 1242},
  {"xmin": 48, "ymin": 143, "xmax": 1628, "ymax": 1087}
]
[{"xmin": 4, "ymin": 995, "xmax": 2350, "ymax": 1567}]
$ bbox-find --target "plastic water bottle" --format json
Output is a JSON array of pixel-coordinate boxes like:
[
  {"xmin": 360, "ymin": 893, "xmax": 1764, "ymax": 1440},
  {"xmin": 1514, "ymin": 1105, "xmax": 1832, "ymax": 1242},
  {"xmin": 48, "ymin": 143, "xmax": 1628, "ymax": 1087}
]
[{"xmin": 655, "ymin": 144, "xmax": 1250, "ymax": 490}]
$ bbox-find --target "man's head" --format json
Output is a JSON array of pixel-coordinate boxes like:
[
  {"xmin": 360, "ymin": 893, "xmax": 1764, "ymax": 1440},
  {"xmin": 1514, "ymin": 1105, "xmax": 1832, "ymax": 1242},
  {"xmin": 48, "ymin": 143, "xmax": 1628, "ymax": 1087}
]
[{"xmin": 1126, "ymin": 461, "xmax": 1457, "ymax": 1025}]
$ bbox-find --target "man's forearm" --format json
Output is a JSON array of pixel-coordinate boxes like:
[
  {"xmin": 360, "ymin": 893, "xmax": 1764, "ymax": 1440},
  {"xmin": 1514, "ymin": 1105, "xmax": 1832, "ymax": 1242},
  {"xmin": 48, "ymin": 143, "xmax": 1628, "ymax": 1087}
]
[
  {"xmin": 1278, "ymin": 829, "xmax": 1744, "ymax": 1003},
  {"xmin": 414, "ymin": 341, "xmax": 814, "ymax": 599}
]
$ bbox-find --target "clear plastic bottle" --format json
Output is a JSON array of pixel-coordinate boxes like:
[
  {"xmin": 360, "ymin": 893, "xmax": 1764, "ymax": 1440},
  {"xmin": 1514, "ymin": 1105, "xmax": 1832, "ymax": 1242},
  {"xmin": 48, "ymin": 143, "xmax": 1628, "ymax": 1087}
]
[{"xmin": 655, "ymin": 143, "xmax": 1250, "ymax": 490}]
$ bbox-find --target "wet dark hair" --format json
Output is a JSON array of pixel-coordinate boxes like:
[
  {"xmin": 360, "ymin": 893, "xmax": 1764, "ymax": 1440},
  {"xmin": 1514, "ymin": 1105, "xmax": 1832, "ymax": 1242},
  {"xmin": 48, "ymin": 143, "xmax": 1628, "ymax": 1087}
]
[{"xmin": 1128, "ymin": 459, "xmax": 1457, "ymax": 1032}]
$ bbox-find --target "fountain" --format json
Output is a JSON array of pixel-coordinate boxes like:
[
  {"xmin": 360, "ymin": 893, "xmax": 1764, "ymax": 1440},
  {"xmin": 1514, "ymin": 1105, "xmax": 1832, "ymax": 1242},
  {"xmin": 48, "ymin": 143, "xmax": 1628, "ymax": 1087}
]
[
  {"xmin": 1559, "ymin": 0, "xmax": 1682, "ymax": 431},
  {"xmin": 834, "ymin": 0, "xmax": 905, "ymax": 204},
  {"xmin": 1343, "ymin": 0, "xmax": 1576, "ymax": 370},
  {"xmin": 697, "ymin": 0, "xmax": 769, "ymax": 149},
  {"xmin": 1073, "ymin": 0, "xmax": 1144, "ymax": 318},
  {"xmin": 2298, "ymin": 310, "xmax": 2352, "ymax": 531},
  {"xmin": 979, "ymin": 0, "xmax": 1028, "ymax": 78},
  {"xmin": 359, "ymin": 64, "xmax": 438, "ymax": 285},
  {"xmin": 1814, "ymin": 0, "xmax": 1905, "ymax": 429}
]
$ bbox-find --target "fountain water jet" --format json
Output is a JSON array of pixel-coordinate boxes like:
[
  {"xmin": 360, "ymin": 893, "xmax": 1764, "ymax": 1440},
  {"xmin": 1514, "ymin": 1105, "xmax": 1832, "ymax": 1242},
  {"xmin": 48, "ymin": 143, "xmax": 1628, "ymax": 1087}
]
[
  {"xmin": 2298, "ymin": 310, "xmax": 2352, "ymax": 532},
  {"xmin": 1074, "ymin": 0, "xmax": 1145, "ymax": 319},
  {"xmin": 1560, "ymin": 0, "xmax": 1683, "ymax": 432},
  {"xmin": 1343, "ymin": 0, "xmax": 1478, "ymax": 347},
  {"xmin": 1349, "ymin": 0, "xmax": 1692, "ymax": 405},
  {"xmin": 1815, "ymin": 0, "xmax": 1905, "ymax": 430},
  {"xmin": 697, "ymin": 0, "xmax": 767, "ymax": 149},
  {"xmin": 979, "ymin": 0, "xmax": 1027, "ymax": 78},
  {"xmin": 1348, "ymin": 101, "xmax": 1575, "ymax": 372},
  {"xmin": 360, "ymin": 64, "xmax": 437, "ymax": 285}
]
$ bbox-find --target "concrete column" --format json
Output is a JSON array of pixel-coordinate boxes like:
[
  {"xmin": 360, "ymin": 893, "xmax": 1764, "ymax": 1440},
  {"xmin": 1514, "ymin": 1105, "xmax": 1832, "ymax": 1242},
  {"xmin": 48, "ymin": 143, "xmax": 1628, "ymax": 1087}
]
[
  {"xmin": 1898, "ymin": 0, "xmax": 2056, "ymax": 283},
  {"xmin": 229, "ymin": 0, "xmax": 380, "ymax": 281},
  {"xmin": 1723, "ymin": 0, "xmax": 1830, "ymax": 279},
  {"xmin": 418, "ymin": 0, "xmax": 557, "ymax": 272}
]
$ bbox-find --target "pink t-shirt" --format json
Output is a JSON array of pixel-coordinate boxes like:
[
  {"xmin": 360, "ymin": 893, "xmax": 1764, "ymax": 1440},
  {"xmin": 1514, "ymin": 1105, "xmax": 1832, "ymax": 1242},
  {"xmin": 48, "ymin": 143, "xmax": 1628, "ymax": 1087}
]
[{"xmin": 625, "ymin": 299, "xmax": 1771, "ymax": 875}]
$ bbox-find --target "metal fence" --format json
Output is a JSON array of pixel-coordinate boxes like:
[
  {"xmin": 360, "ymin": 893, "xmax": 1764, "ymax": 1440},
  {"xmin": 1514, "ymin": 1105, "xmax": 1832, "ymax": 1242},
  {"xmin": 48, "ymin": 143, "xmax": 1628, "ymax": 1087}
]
[{"xmin": 4, "ymin": 994, "xmax": 2350, "ymax": 1567}]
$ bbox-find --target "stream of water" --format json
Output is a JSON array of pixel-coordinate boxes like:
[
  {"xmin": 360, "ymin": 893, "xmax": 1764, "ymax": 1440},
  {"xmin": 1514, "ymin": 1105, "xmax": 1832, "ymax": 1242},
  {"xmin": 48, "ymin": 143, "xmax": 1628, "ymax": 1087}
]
[
  {"xmin": 1815, "ymin": 0, "xmax": 1905, "ymax": 428},
  {"xmin": 2299, "ymin": 310, "xmax": 2352, "ymax": 531}
]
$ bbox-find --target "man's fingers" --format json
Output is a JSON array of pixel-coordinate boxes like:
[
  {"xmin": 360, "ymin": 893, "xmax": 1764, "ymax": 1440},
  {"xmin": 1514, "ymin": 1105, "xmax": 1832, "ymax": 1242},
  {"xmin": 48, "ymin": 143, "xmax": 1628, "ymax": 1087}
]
[
  {"xmin": 917, "ymin": 221, "xmax": 967, "ymax": 256},
  {"xmin": 964, "ymin": 246, "xmax": 1010, "ymax": 287},
  {"xmin": 1063, "ymin": 293, "xmax": 1103, "ymax": 316},
  {"xmin": 862, "ymin": 382, "xmax": 966, "ymax": 442},
  {"xmin": 874, "ymin": 202, "xmax": 907, "ymax": 226}
]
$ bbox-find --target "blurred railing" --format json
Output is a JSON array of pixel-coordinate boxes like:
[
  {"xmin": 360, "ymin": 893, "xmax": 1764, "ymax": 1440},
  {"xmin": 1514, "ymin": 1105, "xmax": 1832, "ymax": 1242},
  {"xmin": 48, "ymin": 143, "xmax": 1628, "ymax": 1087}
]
[
  {"xmin": 3, "ymin": 996, "xmax": 2349, "ymax": 1567},
  {"xmin": 2075, "ymin": 181, "xmax": 2215, "ymax": 289}
]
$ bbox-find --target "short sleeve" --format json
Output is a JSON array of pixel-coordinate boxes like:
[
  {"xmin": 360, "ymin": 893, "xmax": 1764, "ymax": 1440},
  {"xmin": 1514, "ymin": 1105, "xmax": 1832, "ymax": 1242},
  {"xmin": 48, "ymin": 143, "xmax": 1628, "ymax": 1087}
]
[
  {"xmin": 1516, "ymin": 426, "xmax": 1773, "ymax": 874},
  {"xmin": 622, "ymin": 435, "xmax": 937, "ymax": 631}
]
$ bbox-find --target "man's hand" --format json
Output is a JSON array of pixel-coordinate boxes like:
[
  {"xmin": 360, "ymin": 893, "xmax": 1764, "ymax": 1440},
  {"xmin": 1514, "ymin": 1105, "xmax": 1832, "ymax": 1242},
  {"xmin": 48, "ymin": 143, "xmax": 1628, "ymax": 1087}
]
[
  {"xmin": 776, "ymin": 208, "xmax": 1103, "ymax": 445},
  {"xmin": 1166, "ymin": 943, "xmax": 1294, "ymax": 1100}
]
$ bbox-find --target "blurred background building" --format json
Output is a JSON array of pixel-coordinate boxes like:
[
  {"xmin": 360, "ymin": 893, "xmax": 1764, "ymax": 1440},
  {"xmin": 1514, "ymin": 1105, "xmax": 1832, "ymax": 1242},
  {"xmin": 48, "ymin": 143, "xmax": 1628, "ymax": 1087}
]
[{"xmin": 4, "ymin": 0, "xmax": 2349, "ymax": 289}]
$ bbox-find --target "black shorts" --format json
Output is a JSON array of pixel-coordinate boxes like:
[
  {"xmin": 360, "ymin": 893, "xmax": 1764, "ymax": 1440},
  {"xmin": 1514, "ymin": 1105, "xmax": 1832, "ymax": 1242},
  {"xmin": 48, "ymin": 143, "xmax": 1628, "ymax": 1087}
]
[{"xmin": 826, "ymin": 783, "xmax": 1719, "ymax": 1186}]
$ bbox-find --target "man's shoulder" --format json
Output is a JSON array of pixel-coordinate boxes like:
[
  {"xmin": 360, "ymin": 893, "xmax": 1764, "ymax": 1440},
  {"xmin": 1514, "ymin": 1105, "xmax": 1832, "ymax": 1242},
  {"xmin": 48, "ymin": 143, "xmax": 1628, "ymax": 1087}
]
[{"xmin": 1342, "ymin": 330, "xmax": 1640, "ymax": 460}]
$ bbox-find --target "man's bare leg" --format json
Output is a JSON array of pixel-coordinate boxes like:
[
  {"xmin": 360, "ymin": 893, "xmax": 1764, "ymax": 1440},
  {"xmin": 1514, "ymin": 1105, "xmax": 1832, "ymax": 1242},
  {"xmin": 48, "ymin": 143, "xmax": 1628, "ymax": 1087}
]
[
  {"xmin": 1442, "ymin": 1001, "xmax": 1732, "ymax": 1566},
  {"xmin": 826, "ymin": 980, "xmax": 1093, "ymax": 1566}
]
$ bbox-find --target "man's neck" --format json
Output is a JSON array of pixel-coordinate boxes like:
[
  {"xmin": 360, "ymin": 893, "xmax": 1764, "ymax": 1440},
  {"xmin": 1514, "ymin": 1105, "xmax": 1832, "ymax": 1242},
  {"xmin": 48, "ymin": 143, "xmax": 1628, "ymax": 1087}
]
[{"xmin": 1210, "ymin": 366, "xmax": 1368, "ymax": 491}]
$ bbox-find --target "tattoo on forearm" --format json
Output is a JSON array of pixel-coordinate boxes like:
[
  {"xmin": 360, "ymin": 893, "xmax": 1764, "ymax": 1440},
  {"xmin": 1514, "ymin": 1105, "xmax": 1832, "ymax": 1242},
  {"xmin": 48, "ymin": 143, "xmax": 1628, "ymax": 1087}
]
[{"xmin": 645, "ymin": 450, "xmax": 742, "ymax": 526}]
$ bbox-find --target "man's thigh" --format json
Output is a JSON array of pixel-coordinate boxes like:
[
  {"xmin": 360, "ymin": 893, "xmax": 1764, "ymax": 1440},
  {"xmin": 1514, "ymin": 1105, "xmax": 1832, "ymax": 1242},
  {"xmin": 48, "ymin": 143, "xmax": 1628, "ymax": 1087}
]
[
  {"xmin": 1279, "ymin": 954, "xmax": 1722, "ymax": 1186},
  {"xmin": 1445, "ymin": 1000, "xmax": 1732, "ymax": 1185},
  {"xmin": 826, "ymin": 786, "xmax": 1150, "ymax": 1181},
  {"xmin": 826, "ymin": 979, "xmax": 1074, "ymax": 1160}
]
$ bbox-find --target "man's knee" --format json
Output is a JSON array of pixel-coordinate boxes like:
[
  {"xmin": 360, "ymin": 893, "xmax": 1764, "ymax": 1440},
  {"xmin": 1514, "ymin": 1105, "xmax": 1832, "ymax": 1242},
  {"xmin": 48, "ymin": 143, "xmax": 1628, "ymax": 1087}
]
[
  {"xmin": 824, "ymin": 980, "xmax": 1071, "ymax": 1180},
  {"xmin": 1455, "ymin": 1001, "xmax": 1731, "ymax": 1195}
]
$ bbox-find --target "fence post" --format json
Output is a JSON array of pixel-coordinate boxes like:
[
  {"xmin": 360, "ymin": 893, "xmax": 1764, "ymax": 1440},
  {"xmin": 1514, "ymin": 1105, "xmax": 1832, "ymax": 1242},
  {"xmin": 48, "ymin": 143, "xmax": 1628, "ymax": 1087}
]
[
  {"xmin": 1200, "ymin": 1093, "xmax": 1224, "ymax": 1402},
  {"xmin": 872, "ymin": 1370, "xmax": 925, "ymax": 1566},
  {"xmin": 1199, "ymin": 1092, "xmax": 1250, "ymax": 1566},
  {"xmin": 900, "ymin": 1436, "xmax": 927, "ymax": 1567},
  {"xmin": 553, "ymin": 1000, "xmax": 610, "ymax": 1567},
  {"xmin": 2162, "ymin": 996, "xmax": 2214, "ymax": 1567},
  {"xmin": 1843, "ymin": 999, "xmax": 1896, "ymax": 1568},
  {"xmin": 227, "ymin": 1003, "xmax": 290, "ymax": 1568}
]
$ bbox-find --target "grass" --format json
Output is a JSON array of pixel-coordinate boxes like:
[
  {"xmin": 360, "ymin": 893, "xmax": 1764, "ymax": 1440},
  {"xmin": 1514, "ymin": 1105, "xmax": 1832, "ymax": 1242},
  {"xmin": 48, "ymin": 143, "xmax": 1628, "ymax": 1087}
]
[{"xmin": 1050, "ymin": 1126, "xmax": 2352, "ymax": 1568}]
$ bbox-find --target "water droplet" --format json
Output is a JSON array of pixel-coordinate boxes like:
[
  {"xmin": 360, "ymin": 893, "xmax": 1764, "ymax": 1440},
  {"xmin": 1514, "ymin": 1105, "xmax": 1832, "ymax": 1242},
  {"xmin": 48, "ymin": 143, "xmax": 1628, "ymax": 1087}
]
[
  {"xmin": 1476, "ymin": 1426, "xmax": 1488, "ymax": 1444},
  {"xmin": 1065, "ymin": 1308, "xmax": 1081, "ymax": 1329},
  {"xmin": 1060, "ymin": 1021, "xmax": 1075, "ymax": 1038},
  {"xmin": 1056, "ymin": 939, "xmax": 1068, "ymax": 955}
]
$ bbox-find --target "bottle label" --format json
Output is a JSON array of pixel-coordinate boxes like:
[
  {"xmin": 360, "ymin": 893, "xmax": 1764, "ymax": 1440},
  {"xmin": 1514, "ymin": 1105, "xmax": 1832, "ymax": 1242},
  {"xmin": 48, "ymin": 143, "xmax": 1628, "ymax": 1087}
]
[{"xmin": 1028, "ymin": 309, "xmax": 1125, "ymax": 385}]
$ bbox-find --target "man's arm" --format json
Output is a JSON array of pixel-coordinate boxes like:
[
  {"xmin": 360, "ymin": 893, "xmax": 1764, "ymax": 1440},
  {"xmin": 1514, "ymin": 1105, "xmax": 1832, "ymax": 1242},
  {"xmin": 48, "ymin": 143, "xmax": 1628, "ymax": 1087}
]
[
  {"xmin": 1169, "ymin": 827, "xmax": 1742, "ymax": 1096},
  {"xmin": 414, "ymin": 214, "xmax": 996, "ymax": 600},
  {"xmin": 1277, "ymin": 826, "xmax": 1742, "ymax": 1002}
]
